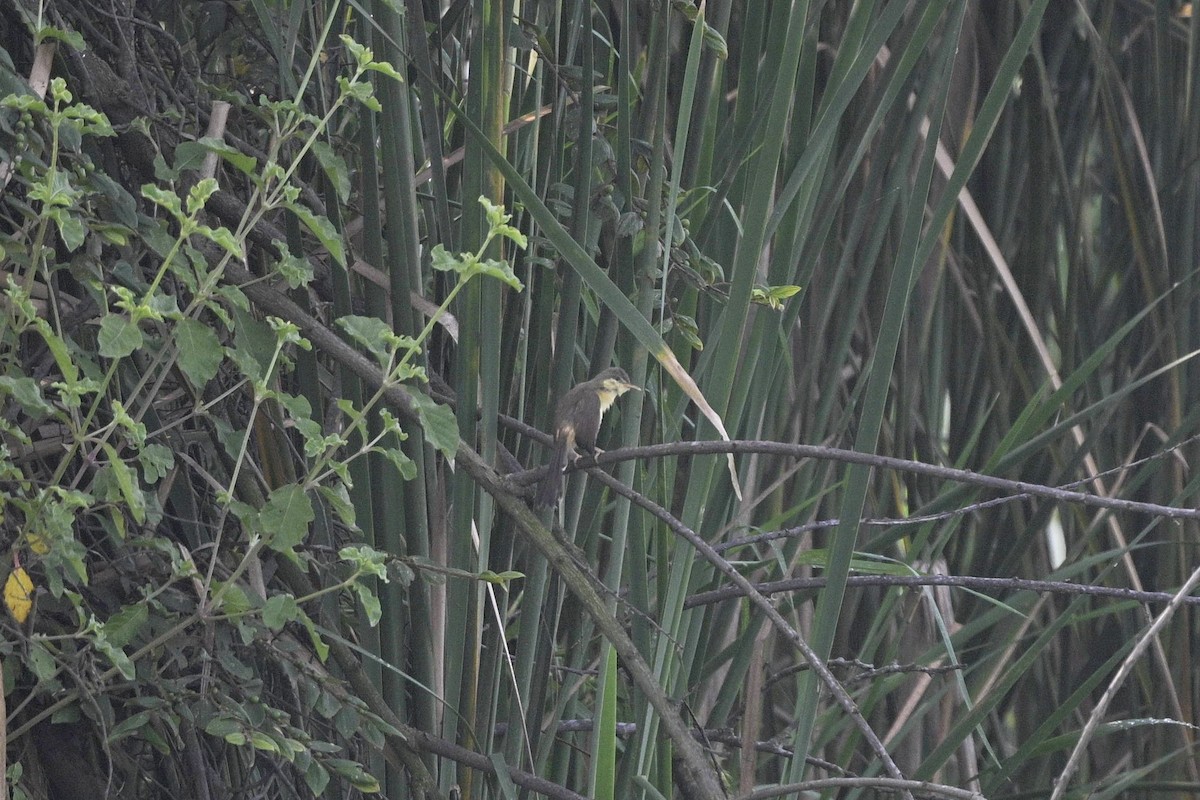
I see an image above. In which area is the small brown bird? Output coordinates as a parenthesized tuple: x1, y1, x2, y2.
(535, 367, 639, 507)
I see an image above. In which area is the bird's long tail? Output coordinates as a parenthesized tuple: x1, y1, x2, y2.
(535, 436, 570, 507)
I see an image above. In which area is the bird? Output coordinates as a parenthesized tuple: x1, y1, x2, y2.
(535, 367, 639, 507)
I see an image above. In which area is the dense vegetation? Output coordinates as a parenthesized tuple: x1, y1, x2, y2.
(1, 1, 1199, 799)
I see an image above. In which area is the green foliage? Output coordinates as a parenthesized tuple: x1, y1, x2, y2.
(0, 22, 518, 798)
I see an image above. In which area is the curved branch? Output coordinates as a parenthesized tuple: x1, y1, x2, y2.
(561, 439, 1200, 521)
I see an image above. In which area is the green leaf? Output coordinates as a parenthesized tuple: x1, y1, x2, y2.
(479, 570, 524, 586)
(273, 250, 314, 289)
(98, 314, 143, 359)
(409, 392, 458, 465)
(230, 306, 278, 383)
(173, 137, 257, 176)
(310, 140, 351, 203)
(138, 442, 174, 483)
(336, 315, 393, 367)
(0, 375, 55, 417)
(30, 168, 81, 209)
(170, 142, 207, 175)
(146, 291, 181, 320)
(142, 725, 171, 755)
(751, 283, 802, 310)
(339, 34, 372, 67)
(671, 313, 704, 351)
(281, 405, 328, 456)
(36, 325, 79, 384)
(364, 59, 402, 80)
(141, 183, 183, 217)
(353, 583, 382, 627)
(186, 178, 219, 215)
(700, 18, 728, 59)
(205, 717, 240, 738)
(338, 77, 381, 110)
(475, 258, 524, 290)
(29, 641, 58, 682)
(52, 209, 86, 251)
(304, 761, 331, 796)
(287, 201, 345, 266)
(90, 173, 138, 227)
(107, 710, 152, 743)
(339, 35, 403, 80)
(388, 559, 414, 587)
(93, 632, 136, 680)
(266, 316, 306, 348)
(101, 444, 146, 524)
(214, 581, 252, 615)
(262, 593, 299, 631)
(318, 484, 356, 528)
(215, 284, 249, 312)
(174, 318, 224, 388)
(103, 603, 148, 648)
(377, 443, 416, 480)
(430, 244, 464, 272)
(211, 416, 244, 463)
(65, 102, 114, 136)
(326, 759, 380, 793)
(201, 224, 241, 258)
(340, 545, 387, 580)
(35, 25, 86, 50)
(260, 485, 314, 552)
(152, 152, 179, 182)
(333, 707, 360, 740)
(111, 399, 146, 442)
(314, 690, 340, 719)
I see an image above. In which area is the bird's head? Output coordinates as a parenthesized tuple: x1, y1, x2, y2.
(592, 367, 639, 410)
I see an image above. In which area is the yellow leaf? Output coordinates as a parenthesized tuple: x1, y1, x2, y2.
(5, 568, 34, 624)
(26, 531, 50, 555)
